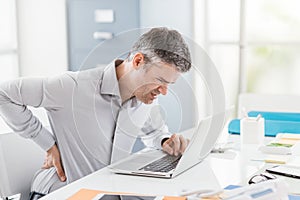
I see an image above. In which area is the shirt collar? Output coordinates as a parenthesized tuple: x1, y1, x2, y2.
(100, 59, 143, 108)
(100, 60, 122, 97)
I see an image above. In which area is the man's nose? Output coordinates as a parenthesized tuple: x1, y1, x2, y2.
(158, 85, 168, 95)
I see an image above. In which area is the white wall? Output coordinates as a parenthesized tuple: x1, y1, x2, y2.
(193, 0, 212, 117)
(140, 0, 193, 38)
(16, 0, 68, 77)
(0, 0, 67, 133)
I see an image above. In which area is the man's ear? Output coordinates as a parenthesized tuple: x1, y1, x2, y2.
(132, 53, 145, 69)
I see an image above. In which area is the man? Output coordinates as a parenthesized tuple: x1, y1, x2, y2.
(0, 27, 192, 198)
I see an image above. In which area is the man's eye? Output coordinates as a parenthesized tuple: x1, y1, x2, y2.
(156, 78, 163, 83)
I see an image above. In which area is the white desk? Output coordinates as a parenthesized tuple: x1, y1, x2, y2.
(41, 134, 300, 199)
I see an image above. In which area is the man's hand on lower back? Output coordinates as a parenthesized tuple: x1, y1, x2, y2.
(42, 144, 66, 182)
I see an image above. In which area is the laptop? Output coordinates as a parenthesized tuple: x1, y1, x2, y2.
(109, 112, 226, 178)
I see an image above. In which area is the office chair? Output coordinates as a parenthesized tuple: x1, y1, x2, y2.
(0, 107, 48, 200)
(0, 132, 45, 200)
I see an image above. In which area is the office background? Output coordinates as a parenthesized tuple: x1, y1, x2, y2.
(0, 0, 300, 133)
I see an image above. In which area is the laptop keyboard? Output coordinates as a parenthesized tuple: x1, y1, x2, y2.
(139, 155, 182, 172)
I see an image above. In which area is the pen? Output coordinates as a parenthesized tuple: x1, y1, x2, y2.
(264, 159, 286, 164)
(251, 159, 286, 164)
(180, 189, 212, 196)
(180, 189, 223, 197)
(256, 114, 262, 121)
(242, 107, 248, 119)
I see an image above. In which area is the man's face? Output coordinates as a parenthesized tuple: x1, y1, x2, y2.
(133, 63, 180, 104)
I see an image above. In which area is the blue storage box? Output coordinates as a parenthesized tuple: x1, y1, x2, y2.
(228, 111, 300, 137)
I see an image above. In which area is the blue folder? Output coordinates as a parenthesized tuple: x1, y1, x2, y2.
(228, 111, 300, 137)
(224, 185, 300, 199)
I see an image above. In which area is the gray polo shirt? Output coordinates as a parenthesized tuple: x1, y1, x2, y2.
(0, 60, 170, 191)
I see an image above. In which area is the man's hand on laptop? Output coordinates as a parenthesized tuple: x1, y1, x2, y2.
(42, 144, 66, 182)
(162, 134, 189, 156)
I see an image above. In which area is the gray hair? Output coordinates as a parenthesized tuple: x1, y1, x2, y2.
(129, 27, 191, 73)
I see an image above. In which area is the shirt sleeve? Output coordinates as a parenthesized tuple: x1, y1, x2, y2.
(0, 76, 67, 151)
(140, 101, 172, 150)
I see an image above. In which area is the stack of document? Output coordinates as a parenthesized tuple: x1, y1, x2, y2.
(259, 133, 300, 155)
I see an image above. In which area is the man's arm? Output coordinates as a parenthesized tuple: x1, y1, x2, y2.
(140, 103, 189, 155)
(142, 120, 189, 156)
(0, 77, 67, 181)
(0, 78, 57, 150)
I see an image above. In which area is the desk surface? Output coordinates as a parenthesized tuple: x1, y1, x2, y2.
(41, 134, 300, 199)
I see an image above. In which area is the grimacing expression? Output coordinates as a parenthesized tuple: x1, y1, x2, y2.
(133, 63, 180, 104)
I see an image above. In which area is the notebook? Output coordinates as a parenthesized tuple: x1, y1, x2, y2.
(108, 112, 225, 178)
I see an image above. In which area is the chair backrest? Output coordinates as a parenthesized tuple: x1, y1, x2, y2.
(238, 93, 300, 118)
(0, 107, 48, 200)
(0, 132, 45, 200)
